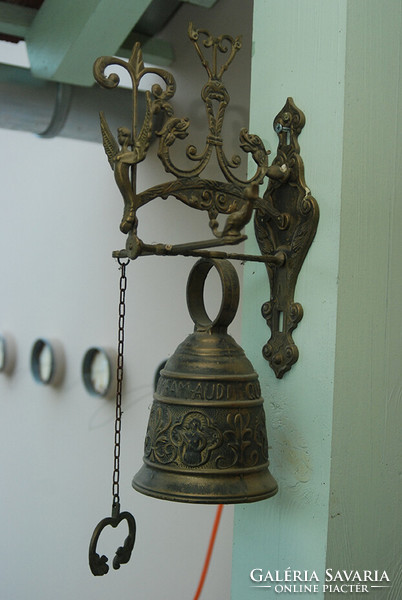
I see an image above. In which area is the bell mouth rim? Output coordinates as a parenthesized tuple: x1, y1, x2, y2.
(132, 485, 278, 504)
(132, 465, 278, 504)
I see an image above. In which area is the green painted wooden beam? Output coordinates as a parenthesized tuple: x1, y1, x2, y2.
(118, 32, 174, 67)
(25, 0, 154, 86)
(133, 37, 174, 67)
(181, 0, 218, 7)
(0, 2, 36, 38)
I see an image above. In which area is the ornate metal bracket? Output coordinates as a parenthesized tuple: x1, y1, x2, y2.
(254, 99, 319, 378)
(93, 25, 318, 377)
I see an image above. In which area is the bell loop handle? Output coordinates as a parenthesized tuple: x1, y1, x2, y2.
(186, 258, 239, 332)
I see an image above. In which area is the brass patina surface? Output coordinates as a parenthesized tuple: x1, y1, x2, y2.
(93, 25, 318, 376)
(132, 258, 278, 503)
(255, 98, 319, 378)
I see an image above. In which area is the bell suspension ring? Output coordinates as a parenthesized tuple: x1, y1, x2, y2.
(89, 259, 136, 576)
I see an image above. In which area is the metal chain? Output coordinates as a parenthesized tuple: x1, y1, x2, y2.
(112, 258, 130, 513)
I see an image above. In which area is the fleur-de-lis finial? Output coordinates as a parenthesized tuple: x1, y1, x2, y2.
(187, 22, 242, 81)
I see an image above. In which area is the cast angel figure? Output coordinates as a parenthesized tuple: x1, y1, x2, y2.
(100, 111, 151, 234)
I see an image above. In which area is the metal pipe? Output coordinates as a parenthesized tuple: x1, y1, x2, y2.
(0, 63, 151, 143)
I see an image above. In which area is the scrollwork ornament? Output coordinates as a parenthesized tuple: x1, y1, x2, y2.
(254, 407, 269, 462)
(289, 302, 303, 330)
(217, 410, 259, 470)
(94, 23, 274, 246)
(144, 405, 177, 465)
(94, 28, 318, 378)
(298, 190, 315, 216)
(94, 43, 177, 233)
(263, 334, 299, 379)
(261, 300, 274, 330)
(155, 24, 270, 187)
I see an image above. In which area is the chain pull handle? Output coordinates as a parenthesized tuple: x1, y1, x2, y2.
(112, 258, 129, 512)
(89, 259, 136, 576)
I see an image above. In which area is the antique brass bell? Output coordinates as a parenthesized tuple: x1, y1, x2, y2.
(132, 258, 277, 503)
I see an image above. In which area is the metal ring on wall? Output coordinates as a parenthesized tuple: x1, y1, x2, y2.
(82, 347, 113, 397)
(30, 338, 64, 385)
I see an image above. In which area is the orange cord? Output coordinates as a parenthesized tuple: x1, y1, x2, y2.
(193, 504, 224, 600)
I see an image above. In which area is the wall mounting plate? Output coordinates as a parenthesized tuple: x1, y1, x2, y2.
(254, 98, 319, 378)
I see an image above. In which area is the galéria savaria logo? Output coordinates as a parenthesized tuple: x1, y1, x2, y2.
(249, 568, 391, 594)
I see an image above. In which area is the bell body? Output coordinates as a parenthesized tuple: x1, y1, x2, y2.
(132, 329, 277, 503)
(133, 258, 277, 503)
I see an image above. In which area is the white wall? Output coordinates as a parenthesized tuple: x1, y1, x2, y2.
(0, 2, 252, 599)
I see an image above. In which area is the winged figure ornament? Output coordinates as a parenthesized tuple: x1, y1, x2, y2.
(100, 112, 139, 233)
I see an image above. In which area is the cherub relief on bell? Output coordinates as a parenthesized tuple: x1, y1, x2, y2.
(132, 258, 278, 503)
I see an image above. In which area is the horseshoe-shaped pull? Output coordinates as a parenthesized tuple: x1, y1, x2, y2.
(89, 507, 136, 576)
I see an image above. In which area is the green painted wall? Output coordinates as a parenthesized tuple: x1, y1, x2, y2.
(327, 2, 402, 596)
(232, 1, 402, 598)
(232, 2, 347, 597)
